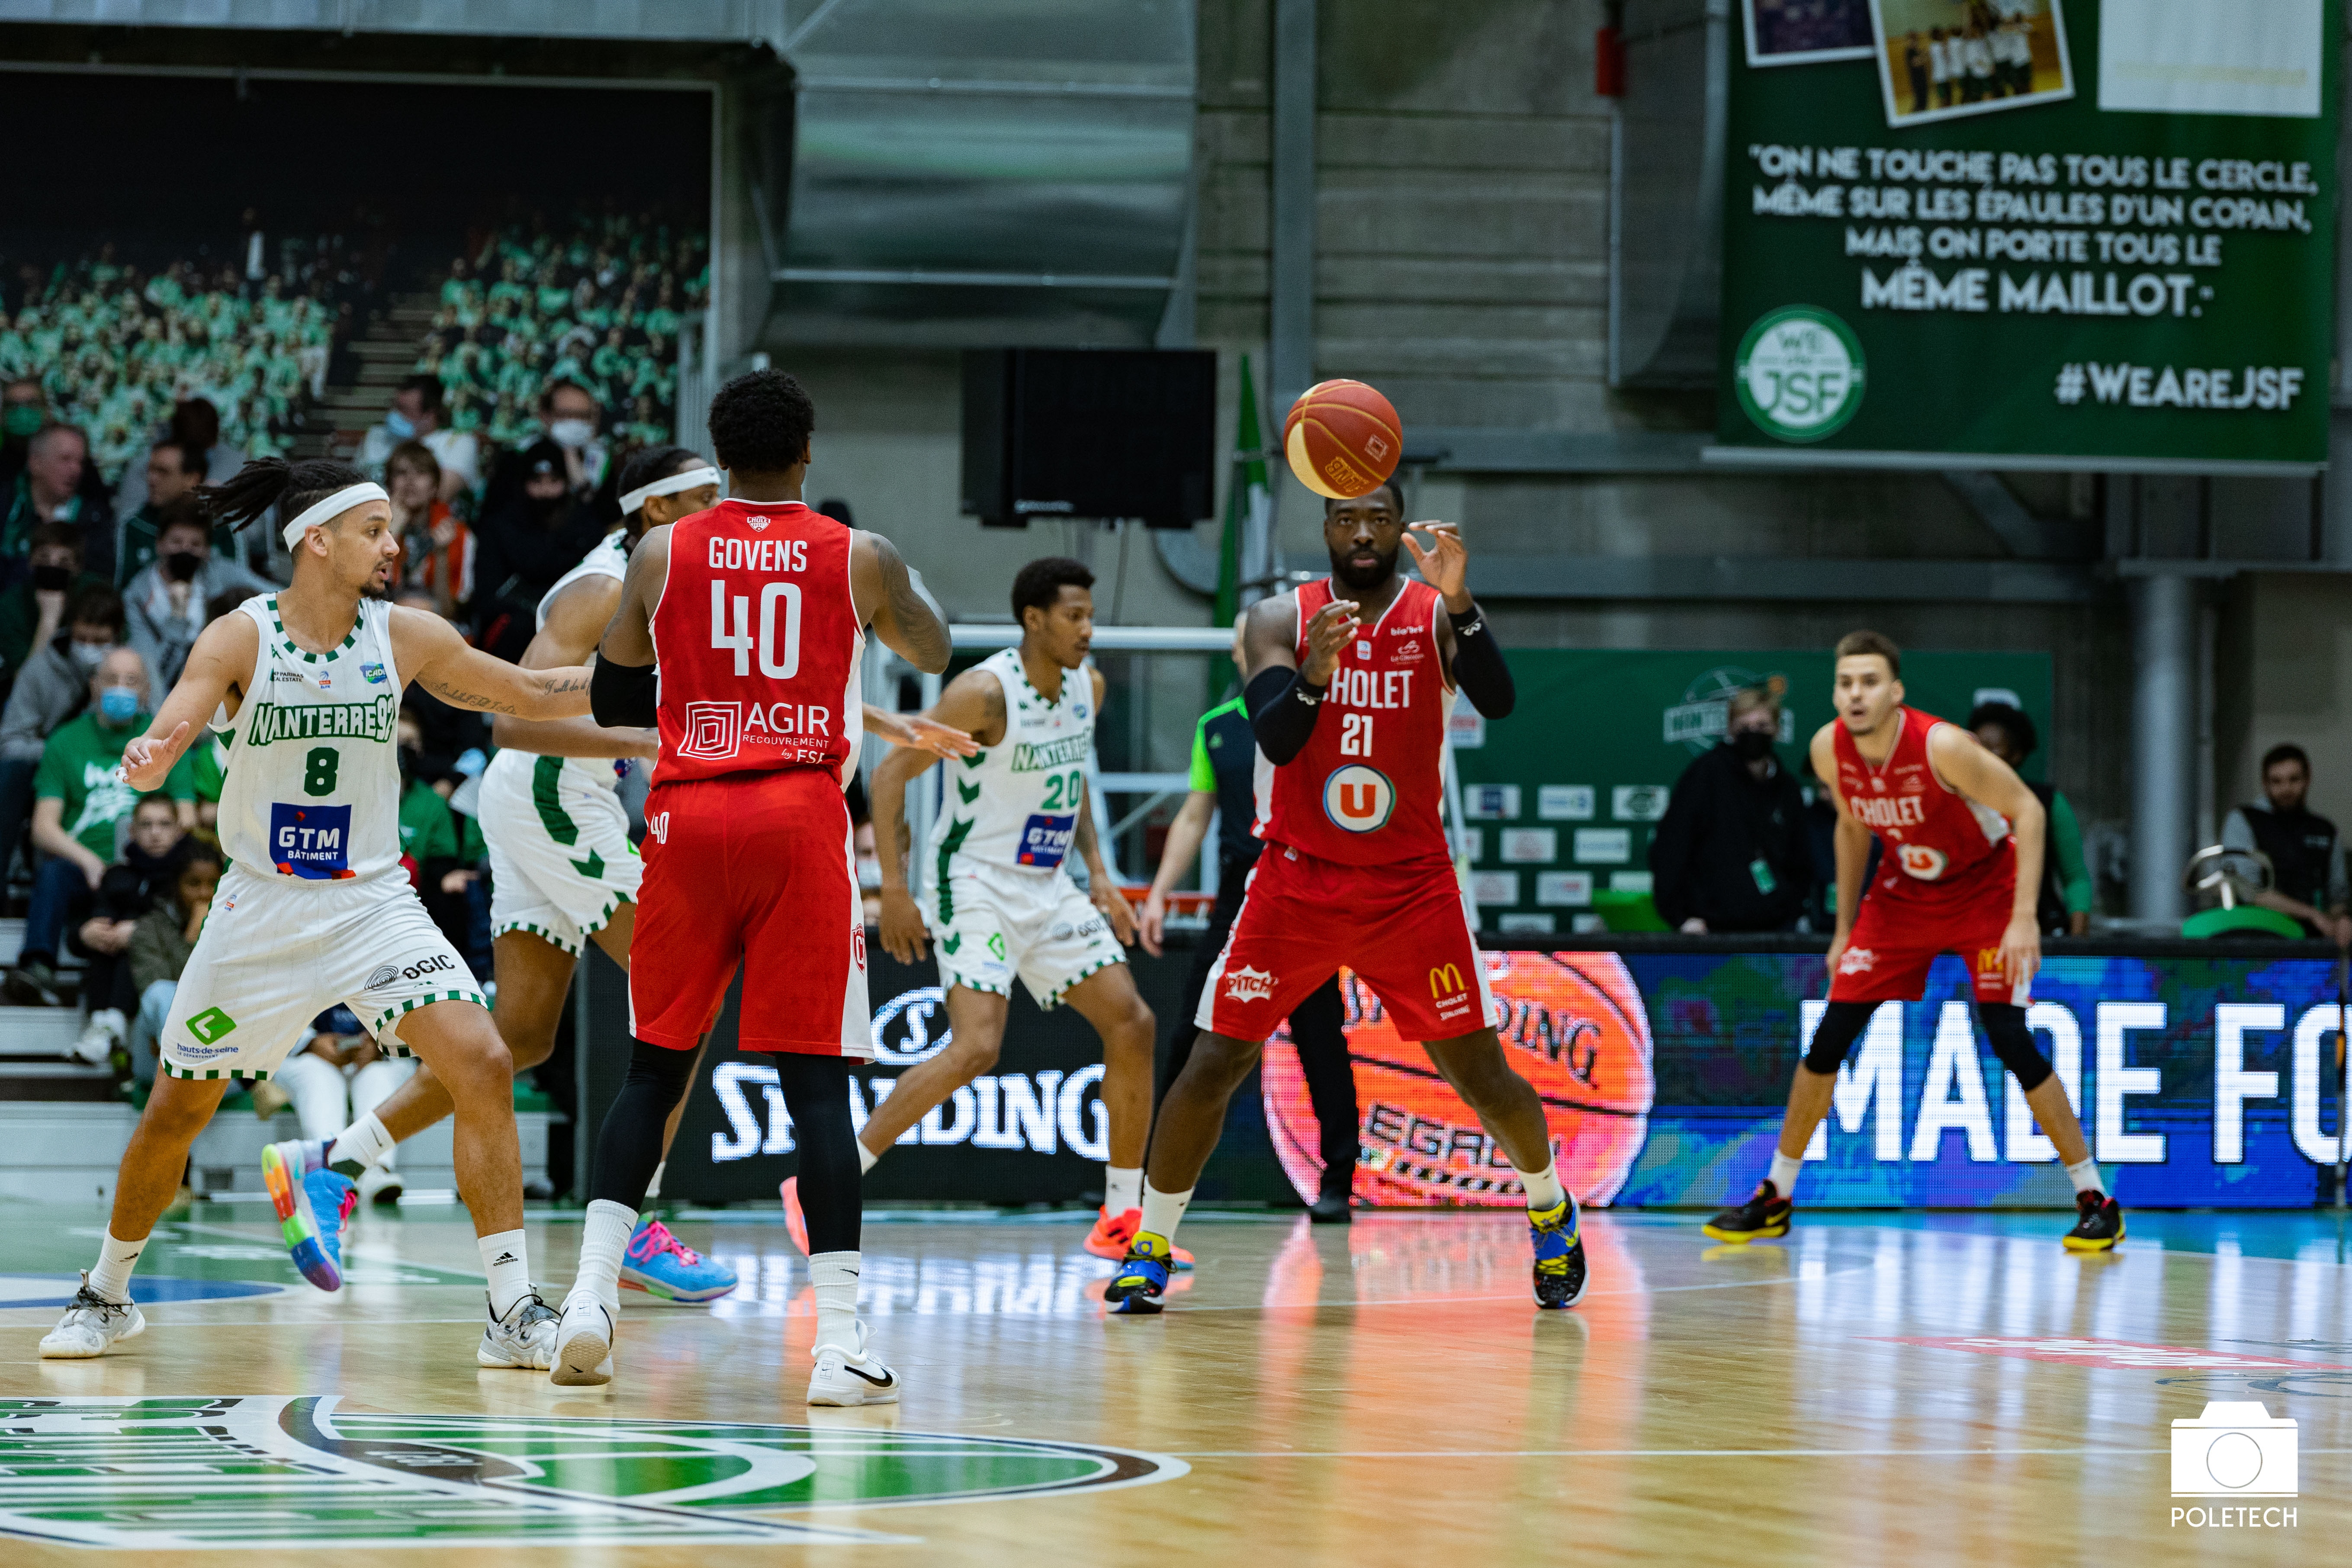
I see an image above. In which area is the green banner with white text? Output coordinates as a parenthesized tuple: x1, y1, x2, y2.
(1718, 0, 2339, 470)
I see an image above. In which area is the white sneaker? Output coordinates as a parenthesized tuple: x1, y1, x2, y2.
(550, 1293, 615, 1387)
(807, 1321, 900, 1407)
(476, 1290, 559, 1370)
(71, 1009, 124, 1065)
(40, 1276, 145, 1359)
(357, 1164, 404, 1207)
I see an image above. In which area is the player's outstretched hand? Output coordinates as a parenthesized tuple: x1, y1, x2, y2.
(878, 885, 929, 964)
(1401, 521, 1469, 605)
(1095, 882, 1137, 948)
(1138, 889, 1168, 957)
(116, 723, 190, 792)
(1999, 913, 2041, 992)
(900, 713, 980, 760)
(1301, 598, 1361, 685)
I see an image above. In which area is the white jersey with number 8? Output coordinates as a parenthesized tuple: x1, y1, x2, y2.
(215, 594, 406, 883)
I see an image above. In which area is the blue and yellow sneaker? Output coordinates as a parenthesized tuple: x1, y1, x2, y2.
(1529, 1194, 1588, 1309)
(1103, 1233, 1175, 1315)
(620, 1217, 739, 1303)
(262, 1138, 354, 1292)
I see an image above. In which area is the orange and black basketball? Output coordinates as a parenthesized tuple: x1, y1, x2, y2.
(1282, 378, 1403, 499)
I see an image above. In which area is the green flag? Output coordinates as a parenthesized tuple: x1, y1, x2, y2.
(1215, 353, 1271, 634)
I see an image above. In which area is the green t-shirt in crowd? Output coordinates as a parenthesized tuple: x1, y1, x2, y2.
(398, 778, 459, 862)
(34, 711, 196, 858)
(189, 733, 230, 804)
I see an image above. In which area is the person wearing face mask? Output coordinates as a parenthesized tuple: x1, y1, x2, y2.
(1649, 681, 1815, 935)
(359, 376, 479, 501)
(0, 584, 135, 887)
(4, 646, 194, 1007)
(0, 522, 108, 697)
(470, 440, 604, 664)
(122, 504, 273, 690)
(534, 378, 607, 499)
(116, 441, 241, 588)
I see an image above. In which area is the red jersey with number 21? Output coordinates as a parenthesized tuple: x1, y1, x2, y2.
(649, 498, 864, 784)
(1833, 705, 2014, 908)
(1258, 576, 1452, 868)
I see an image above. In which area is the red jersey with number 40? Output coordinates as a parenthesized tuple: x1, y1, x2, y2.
(649, 498, 864, 784)
(1258, 576, 1453, 868)
(1833, 705, 2014, 906)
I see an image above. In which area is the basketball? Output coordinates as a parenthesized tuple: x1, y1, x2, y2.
(1282, 378, 1404, 499)
(1262, 951, 1655, 1208)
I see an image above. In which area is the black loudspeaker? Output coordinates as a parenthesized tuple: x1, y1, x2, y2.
(961, 348, 1217, 528)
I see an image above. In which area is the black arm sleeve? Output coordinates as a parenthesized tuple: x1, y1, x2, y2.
(1247, 664, 1327, 766)
(589, 655, 658, 728)
(1448, 601, 1515, 719)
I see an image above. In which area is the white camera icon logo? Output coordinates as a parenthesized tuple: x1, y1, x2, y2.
(2171, 1402, 2298, 1498)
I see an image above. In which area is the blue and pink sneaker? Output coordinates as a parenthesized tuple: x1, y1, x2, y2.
(619, 1217, 738, 1303)
(262, 1138, 355, 1292)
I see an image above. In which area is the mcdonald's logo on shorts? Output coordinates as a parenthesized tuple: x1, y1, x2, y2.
(1978, 947, 2005, 974)
(1429, 963, 1465, 998)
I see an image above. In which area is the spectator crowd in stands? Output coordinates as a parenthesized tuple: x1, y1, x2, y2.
(0, 207, 708, 1100)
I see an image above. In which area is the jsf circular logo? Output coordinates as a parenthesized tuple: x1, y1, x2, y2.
(1735, 305, 1866, 443)
(1322, 764, 1394, 832)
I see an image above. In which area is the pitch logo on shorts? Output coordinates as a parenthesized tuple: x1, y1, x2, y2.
(1322, 764, 1394, 833)
(1224, 965, 1276, 1003)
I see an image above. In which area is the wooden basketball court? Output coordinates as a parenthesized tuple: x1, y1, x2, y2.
(4, 1199, 2345, 1562)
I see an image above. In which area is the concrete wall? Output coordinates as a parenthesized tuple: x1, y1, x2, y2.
(760, 0, 2137, 880)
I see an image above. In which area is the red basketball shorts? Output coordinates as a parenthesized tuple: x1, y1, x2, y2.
(1198, 844, 1502, 1043)
(1828, 864, 2027, 1007)
(630, 768, 872, 1056)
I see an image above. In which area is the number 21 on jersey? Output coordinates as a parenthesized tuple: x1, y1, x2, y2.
(710, 579, 802, 678)
(1339, 713, 1374, 757)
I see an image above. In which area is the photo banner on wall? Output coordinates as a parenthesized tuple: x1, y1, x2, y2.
(1714, 0, 2339, 474)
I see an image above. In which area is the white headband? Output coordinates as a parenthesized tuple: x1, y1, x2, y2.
(619, 466, 722, 517)
(281, 482, 388, 549)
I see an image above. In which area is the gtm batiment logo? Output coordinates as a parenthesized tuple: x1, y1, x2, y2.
(2172, 1401, 2298, 1531)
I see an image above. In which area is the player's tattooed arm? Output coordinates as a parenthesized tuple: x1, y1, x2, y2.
(116, 610, 260, 791)
(492, 579, 659, 758)
(392, 605, 595, 720)
(854, 531, 952, 674)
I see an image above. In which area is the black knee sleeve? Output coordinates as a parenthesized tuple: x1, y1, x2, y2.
(1803, 1001, 1877, 1075)
(1978, 1003, 2053, 1092)
(587, 1037, 700, 1209)
(775, 1054, 862, 1255)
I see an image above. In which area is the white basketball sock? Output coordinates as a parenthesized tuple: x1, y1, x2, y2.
(857, 1142, 880, 1175)
(2065, 1155, 2104, 1196)
(1103, 1165, 1143, 1216)
(1768, 1149, 1806, 1198)
(478, 1228, 534, 1321)
(1138, 1182, 1192, 1248)
(570, 1201, 636, 1317)
(88, 1231, 146, 1305)
(327, 1111, 395, 1173)
(1517, 1159, 1567, 1214)
(809, 1250, 862, 1352)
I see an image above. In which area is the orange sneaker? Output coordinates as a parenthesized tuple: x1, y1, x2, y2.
(1084, 1206, 1193, 1269)
(779, 1177, 809, 1256)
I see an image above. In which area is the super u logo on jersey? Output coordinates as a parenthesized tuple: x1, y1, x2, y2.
(1322, 764, 1395, 832)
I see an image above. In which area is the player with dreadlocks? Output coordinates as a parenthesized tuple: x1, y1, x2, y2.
(41, 456, 597, 1368)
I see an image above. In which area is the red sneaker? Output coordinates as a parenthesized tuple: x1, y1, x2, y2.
(1084, 1206, 1193, 1269)
(779, 1177, 809, 1256)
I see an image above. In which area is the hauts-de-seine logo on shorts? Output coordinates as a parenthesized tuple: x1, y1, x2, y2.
(0, 1396, 1185, 1548)
(1735, 305, 1866, 443)
(1322, 764, 1394, 832)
